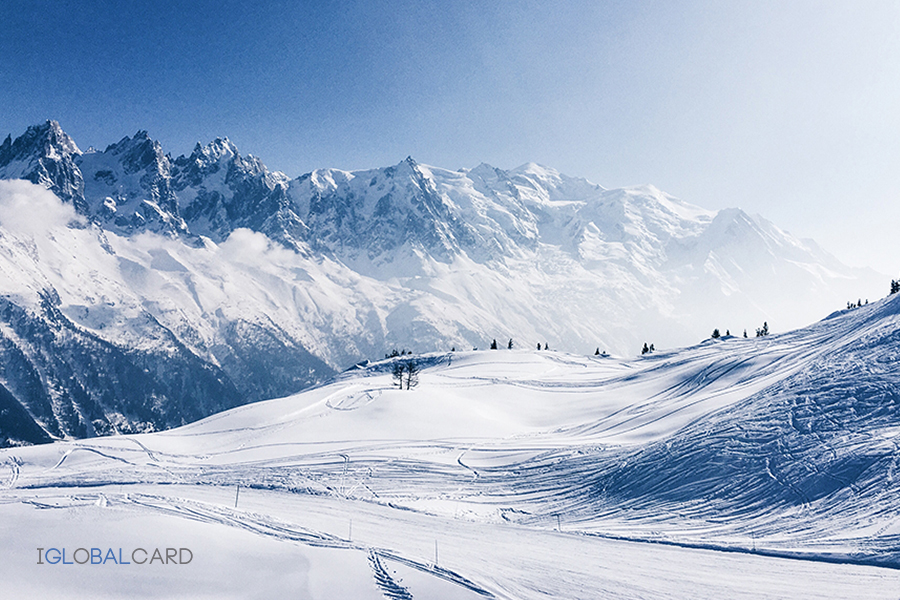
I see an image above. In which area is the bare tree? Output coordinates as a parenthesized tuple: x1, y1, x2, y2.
(392, 362, 405, 389)
(404, 360, 419, 390)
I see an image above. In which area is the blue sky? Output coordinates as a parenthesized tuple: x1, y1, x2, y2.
(2, 1, 899, 274)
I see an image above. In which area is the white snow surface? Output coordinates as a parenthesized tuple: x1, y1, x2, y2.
(3, 294, 900, 598)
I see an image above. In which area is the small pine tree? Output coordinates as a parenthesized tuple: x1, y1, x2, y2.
(543, 342, 549, 350)
(711, 328, 720, 339)
(595, 348, 600, 355)
(743, 329, 748, 338)
(642, 342, 650, 355)
(649, 343, 655, 352)
(537, 342, 542, 350)
(490, 339, 498, 350)
(892, 279, 900, 295)
(725, 329, 730, 336)
(508, 338, 514, 349)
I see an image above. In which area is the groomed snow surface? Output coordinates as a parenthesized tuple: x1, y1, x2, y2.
(4, 294, 900, 598)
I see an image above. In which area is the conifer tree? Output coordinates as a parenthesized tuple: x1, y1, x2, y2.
(490, 339, 498, 350)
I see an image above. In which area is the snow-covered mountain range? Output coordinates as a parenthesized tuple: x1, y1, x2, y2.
(0, 120, 884, 444)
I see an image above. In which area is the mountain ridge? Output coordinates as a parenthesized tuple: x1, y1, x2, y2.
(0, 120, 885, 445)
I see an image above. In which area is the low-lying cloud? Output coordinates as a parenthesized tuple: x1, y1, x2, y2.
(0, 179, 82, 236)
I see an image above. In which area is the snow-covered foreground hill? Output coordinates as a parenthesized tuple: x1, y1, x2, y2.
(3, 293, 900, 598)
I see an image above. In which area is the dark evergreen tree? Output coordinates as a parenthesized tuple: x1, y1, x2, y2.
(892, 279, 900, 295)
(642, 342, 650, 355)
(508, 338, 514, 349)
(543, 342, 549, 350)
(594, 348, 600, 355)
(711, 328, 720, 339)
(490, 339, 498, 350)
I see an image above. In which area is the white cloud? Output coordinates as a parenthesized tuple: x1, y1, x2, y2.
(0, 179, 83, 236)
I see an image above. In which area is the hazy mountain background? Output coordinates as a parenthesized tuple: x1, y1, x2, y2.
(0, 121, 884, 444)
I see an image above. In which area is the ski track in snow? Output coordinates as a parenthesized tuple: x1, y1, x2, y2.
(2, 456, 19, 489)
(368, 550, 415, 600)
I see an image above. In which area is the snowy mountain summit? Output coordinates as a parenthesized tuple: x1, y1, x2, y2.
(0, 120, 884, 444)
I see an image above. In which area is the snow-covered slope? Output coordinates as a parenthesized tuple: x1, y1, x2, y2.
(0, 121, 885, 443)
(3, 295, 900, 597)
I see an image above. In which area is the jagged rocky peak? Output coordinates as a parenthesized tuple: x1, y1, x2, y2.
(168, 136, 301, 246)
(183, 137, 239, 171)
(0, 120, 86, 211)
(171, 137, 284, 191)
(0, 120, 82, 164)
(77, 129, 187, 236)
(100, 130, 171, 176)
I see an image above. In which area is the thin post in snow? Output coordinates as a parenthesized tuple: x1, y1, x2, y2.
(234, 484, 240, 509)
(434, 540, 438, 569)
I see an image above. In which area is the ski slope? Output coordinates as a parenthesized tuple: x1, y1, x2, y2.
(3, 294, 900, 598)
